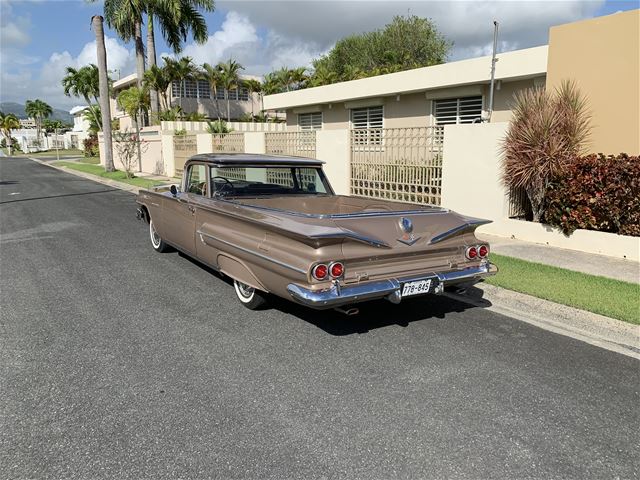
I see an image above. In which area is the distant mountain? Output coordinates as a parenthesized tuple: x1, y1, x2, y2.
(0, 102, 73, 124)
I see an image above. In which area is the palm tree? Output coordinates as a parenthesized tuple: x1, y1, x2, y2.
(0, 112, 21, 155)
(97, 0, 214, 115)
(62, 64, 104, 129)
(243, 79, 262, 120)
(219, 59, 244, 122)
(289, 67, 308, 90)
(164, 56, 197, 113)
(25, 99, 53, 145)
(275, 67, 293, 92)
(92, 15, 115, 172)
(143, 64, 171, 114)
(118, 86, 150, 171)
(308, 64, 338, 87)
(201, 62, 223, 121)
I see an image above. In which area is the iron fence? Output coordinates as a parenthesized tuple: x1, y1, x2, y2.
(173, 135, 197, 176)
(507, 186, 532, 219)
(265, 131, 316, 158)
(350, 127, 444, 205)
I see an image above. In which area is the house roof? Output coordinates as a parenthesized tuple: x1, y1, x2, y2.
(263, 45, 548, 110)
(69, 105, 90, 115)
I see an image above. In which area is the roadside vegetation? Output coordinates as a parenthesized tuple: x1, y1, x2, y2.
(486, 254, 640, 324)
(53, 161, 165, 189)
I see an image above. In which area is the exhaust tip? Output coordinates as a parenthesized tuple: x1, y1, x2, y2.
(334, 307, 360, 316)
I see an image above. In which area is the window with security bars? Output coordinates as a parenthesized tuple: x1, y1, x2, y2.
(351, 106, 383, 145)
(298, 112, 322, 130)
(434, 96, 483, 125)
(197, 80, 210, 99)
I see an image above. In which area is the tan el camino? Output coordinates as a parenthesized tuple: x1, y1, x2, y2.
(136, 154, 496, 313)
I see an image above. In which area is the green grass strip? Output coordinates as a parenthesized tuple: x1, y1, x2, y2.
(486, 253, 640, 324)
(53, 161, 165, 189)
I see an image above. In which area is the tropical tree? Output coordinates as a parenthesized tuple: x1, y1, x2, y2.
(143, 64, 171, 114)
(201, 62, 223, 121)
(307, 64, 338, 87)
(25, 99, 53, 144)
(219, 59, 244, 122)
(243, 78, 261, 120)
(501, 81, 591, 222)
(164, 56, 197, 111)
(117, 86, 150, 171)
(312, 15, 450, 84)
(92, 14, 115, 172)
(0, 112, 21, 155)
(146, 0, 214, 112)
(98, 0, 214, 115)
(62, 64, 104, 129)
(84, 105, 102, 134)
(42, 119, 65, 134)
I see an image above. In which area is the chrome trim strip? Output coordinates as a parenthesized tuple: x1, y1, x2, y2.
(196, 230, 307, 275)
(215, 197, 449, 220)
(308, 231, 390, 248)
(287, 263, 497, 309)
(429, 220, 492, 244)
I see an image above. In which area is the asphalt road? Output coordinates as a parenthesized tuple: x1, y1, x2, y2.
(1, 157, 639, 479)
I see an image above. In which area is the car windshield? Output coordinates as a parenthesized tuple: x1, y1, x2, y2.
(210, 166, 331, 197)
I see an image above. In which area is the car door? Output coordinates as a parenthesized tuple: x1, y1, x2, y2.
(162, 163, 207, 255)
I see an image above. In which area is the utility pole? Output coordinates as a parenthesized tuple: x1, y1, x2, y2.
(487, 20, 499, 122)
(92, 15, 114, 172)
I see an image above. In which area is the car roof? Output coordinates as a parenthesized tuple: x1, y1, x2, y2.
(187, 153, 324, 166)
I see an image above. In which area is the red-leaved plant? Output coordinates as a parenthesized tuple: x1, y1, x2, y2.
(501, 80, 592, 221)
(544, 154, 640, 237)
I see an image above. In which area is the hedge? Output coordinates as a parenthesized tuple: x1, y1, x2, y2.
(544, 154, 640, 237)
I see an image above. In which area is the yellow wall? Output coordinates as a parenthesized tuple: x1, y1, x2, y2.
(547, 9, 640, 155)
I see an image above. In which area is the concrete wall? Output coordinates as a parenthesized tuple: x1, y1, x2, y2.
(160, 121, 286, 132)
(441, 122, 640, 260)
(547, 9, 640, 155)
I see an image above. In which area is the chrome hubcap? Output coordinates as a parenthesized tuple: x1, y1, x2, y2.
(237, 282, 254, 298)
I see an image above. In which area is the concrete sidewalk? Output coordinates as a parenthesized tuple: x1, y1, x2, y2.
(478, 233, 639, 284)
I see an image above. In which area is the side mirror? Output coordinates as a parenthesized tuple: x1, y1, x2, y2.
(170, 184, 178, 197)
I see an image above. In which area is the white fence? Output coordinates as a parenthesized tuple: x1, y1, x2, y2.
(161, 121, 286, 133)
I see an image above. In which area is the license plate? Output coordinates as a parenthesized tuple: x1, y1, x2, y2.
(401, 278, 437, 297)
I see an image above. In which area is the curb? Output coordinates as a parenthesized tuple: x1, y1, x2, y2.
(29, 157, 146, 195)
(447, 284, 639, 359)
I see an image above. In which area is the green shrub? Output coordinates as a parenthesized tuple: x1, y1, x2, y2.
(544, 153, 640, 236)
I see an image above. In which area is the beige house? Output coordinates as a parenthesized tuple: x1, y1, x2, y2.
(111, 72, 264, 129)
(265, 9, 639, 156)
(547, 9, 639, 155)
(263, 46, 548, 131)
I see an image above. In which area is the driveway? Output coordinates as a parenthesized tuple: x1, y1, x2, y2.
(1, 157, 638, 479)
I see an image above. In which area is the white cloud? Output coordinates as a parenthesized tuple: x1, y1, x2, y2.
(0, 1, 31, 47)
(1, 36, 135, 110)
(166, 11, 326, 75)
(217, 0, 606, 61)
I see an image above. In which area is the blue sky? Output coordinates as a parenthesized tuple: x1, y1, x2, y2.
(1, 0, 637, 110)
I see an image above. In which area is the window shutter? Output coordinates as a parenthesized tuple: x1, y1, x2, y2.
(298, 112, 322, 130)
(434, 96, 482, 125)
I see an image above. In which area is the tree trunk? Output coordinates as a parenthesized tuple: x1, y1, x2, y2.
(135, 113, 142, 173)
(134, 19, 146, 126)
(7, 135, 12, 156)
(147, 13, 160, 118)
(226, 96, 230, 122)
(214, 87, 221, 121)
(92, 15, 114, 172)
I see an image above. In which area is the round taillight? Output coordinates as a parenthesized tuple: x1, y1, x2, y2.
(478, 245, 489, 258)
(330, 262, 344, 278)
(466, 246, 478, 259)
(312, 264, 328, 280)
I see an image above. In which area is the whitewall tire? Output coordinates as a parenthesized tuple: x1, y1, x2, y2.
(149, 218, 171, 253)
(233, 280, 267, 310)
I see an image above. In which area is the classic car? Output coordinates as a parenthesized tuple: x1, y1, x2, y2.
(136, 153, 496, 313)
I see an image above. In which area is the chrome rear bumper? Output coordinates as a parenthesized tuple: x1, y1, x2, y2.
(286, 262, 497, 309)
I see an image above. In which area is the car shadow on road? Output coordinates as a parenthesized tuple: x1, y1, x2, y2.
(178, 252, 492, 336)
(269, 286, 492, 336)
